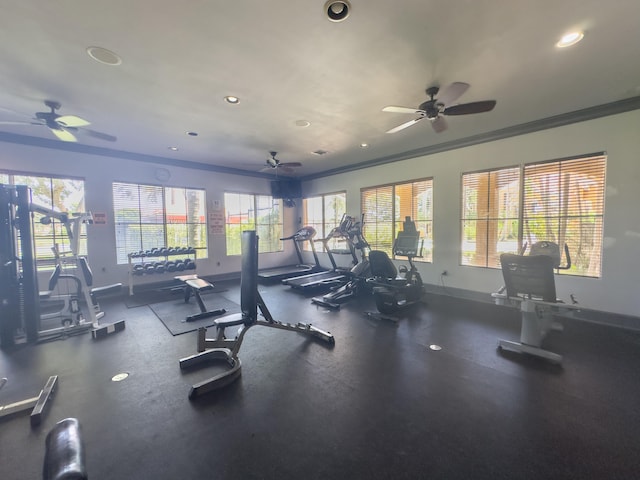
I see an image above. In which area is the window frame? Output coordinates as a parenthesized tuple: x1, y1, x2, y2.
(460, 165, 521, 268)
(361, 178, 433, 262)
(223, 192, 283, 256)
(302, 191, 347, 251)
(460, 153, 606, 277)
(112, 181, 208, 264)
(1, 170, 87, 266)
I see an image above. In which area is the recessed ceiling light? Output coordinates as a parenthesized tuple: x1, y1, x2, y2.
(224, 96, 240, 104)
(360, 143, 369, 148)
(325, 0, 351, 22)
(86, 46, 122, 66)
(111, 372, 129, 382)
(186, 131, 198, 136)
(168, 146, 179, 151)
(556, 31, 584, 48)
(295, 119, 311, 127)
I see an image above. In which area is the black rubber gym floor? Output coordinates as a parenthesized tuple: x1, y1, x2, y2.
(1, 280, 639, 479)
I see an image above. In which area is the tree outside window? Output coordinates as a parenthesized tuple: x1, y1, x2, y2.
(460, 154, 606, 277)
(224, 192, 283, 255)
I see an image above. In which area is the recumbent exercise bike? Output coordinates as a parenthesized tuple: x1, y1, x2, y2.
(367, 217, 425, 315)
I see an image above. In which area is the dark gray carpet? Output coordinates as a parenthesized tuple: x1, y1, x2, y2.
(3, 286, 640, 480)
(149, 293, 241, 335)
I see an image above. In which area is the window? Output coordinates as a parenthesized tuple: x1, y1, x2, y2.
(523, 156, 606, 277)
(461, 167, 520, 268)
(113, 182, 207, 264)
(1, 171, 86, 263)
(302, 192, 346, 250)
(224, 192, 283, 255)
(361, 179, 433, 262)
(460, 154, 606, 277)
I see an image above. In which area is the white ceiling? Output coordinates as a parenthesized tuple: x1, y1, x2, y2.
(1, 0, 639, 179)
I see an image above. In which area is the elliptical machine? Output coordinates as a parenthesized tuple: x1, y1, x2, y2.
(367, 217, 425, 315)
(311, 215, 371, 309)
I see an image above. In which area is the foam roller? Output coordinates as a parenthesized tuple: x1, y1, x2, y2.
(43, 418, 87, 480)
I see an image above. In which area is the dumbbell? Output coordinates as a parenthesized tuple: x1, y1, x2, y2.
(184, 259, 196, 270)
(133, 264, 145, 276)
(165, 261, 177, 272)
(144, 263, 156, 273)
(174, 259, 186, 271)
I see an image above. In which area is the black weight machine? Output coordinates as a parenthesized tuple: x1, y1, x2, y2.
(492, 241, 579, 364)
(179, 230, 334, 399)
(366, 217, 425, 318)
(0, 184, 121, 347)
(258, 225, 324, 281)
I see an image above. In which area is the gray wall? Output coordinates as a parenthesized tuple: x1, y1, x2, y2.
(1, 108, 639, 320)
(303, 109, 640, 319)
(0, 143, 301, 291)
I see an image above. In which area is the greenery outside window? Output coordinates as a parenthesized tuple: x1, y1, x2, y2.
(112, 182, 207, 264)
(361, 179, 433, 262)
(224, 192, 283, 255)
(461, 167, 521, 268)
(302, 192, 346, 251)
(1, 171, 86, 264)
(460, 154, 606, 277)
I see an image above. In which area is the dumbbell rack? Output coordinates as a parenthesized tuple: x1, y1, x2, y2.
(127, 247, 197, 296)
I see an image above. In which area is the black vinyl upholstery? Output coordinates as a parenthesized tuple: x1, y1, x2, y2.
(240, 230, 259, 324)
(369, 250, 397, 279)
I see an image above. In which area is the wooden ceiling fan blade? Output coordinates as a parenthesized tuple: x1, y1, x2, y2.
(382, 106, 425, 115)
(84, 129, 117, 142)
(431, 116, 448, 133)
(56, 115, 91, 127)
(281, 162, 302, 168)
(51, 127, 77, 142)
(386, 117, 423, 134)
(443, 100, 496, 116)
(437, 82, 470, 105)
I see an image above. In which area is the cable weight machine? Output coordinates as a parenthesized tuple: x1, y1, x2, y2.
(1, 184, 121, 347)
(1, 184, 40, 346)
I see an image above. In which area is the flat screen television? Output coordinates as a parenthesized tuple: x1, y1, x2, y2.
(270, 180, 302, 199)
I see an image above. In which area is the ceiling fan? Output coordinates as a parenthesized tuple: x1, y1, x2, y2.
(0, 100, 117, 143)
(382, 82, 496, 134)
(261, 151, 302, 174)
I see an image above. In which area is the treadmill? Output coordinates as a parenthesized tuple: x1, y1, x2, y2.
(282, 215, 359, 291)
(258, 226, 324, 281)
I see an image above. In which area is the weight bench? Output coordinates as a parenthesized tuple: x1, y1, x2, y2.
(179, 231, 335, 399)
(174, 274, 226, 322)
(492, 253, 580, 364)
